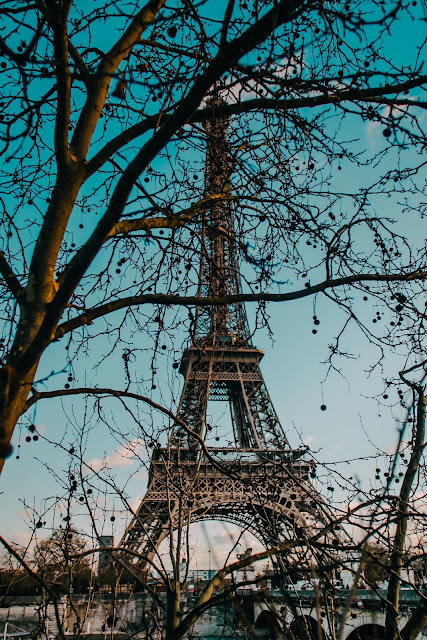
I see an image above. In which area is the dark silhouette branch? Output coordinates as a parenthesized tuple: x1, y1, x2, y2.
(54, 270, 427, 339)
(86, 74, 427, 176)
(0, 252, 23, 299)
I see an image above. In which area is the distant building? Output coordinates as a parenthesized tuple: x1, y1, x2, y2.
(186, 569, 217, 582)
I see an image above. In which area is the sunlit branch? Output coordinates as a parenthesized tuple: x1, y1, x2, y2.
(70, 0, 168, 161)
(107, 193, 239, 237)
(13, 0, 310, 380)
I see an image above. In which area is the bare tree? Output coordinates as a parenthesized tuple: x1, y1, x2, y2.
(0, 0, 426, 469)
(0, 366, 426, 640)
(1, 1, 427, 639)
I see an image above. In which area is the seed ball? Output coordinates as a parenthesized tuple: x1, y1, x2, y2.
(29, 424, 36, 433)
(33, 435, 38, 441)
(110, 516, 115, 522)
(383, 394, 388, 399)
(320, 404, 327, 411)
(167, 25, 177, 38)
(26, 436, 31, 442)
(383, 127, 392, 138)
(172, 362, 179, 369)
(36, 521, 43, 528)
(312, 329, 317, 334)
(314, 319, 320, 325)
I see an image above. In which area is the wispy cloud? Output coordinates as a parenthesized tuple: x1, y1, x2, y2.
(88, 439, 145, 472)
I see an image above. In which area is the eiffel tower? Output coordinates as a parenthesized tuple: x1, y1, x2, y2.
(121, 98, 327, 572)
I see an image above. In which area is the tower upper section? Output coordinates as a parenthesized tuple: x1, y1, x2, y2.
(193, 97, 251, 346)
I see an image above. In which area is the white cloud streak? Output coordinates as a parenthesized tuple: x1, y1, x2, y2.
(88, 438, 145, 472)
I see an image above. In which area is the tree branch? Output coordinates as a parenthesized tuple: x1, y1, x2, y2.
(54, 270, 427, 339)
(24, 386, 182, 414)
(47, 0, 73, 166)
(13, 0, 309, 378)
(393, 366, 427, 640)
(67, 40, 90, 86)
(70, 0, 167, 161)
(0, 252, 23, 299)
(107, 193, 240, 237)
(86, 74, 427, 176)
(22, 386, 250, 479)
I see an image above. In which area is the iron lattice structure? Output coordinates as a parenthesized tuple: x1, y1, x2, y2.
(121, 99, 329, 571)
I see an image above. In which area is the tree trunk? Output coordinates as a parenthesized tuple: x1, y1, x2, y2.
(0, 365, 39, 474)
(0, 172, 85, 474)
(166, 582, 181, 639)
(384, 378, 426, 640)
